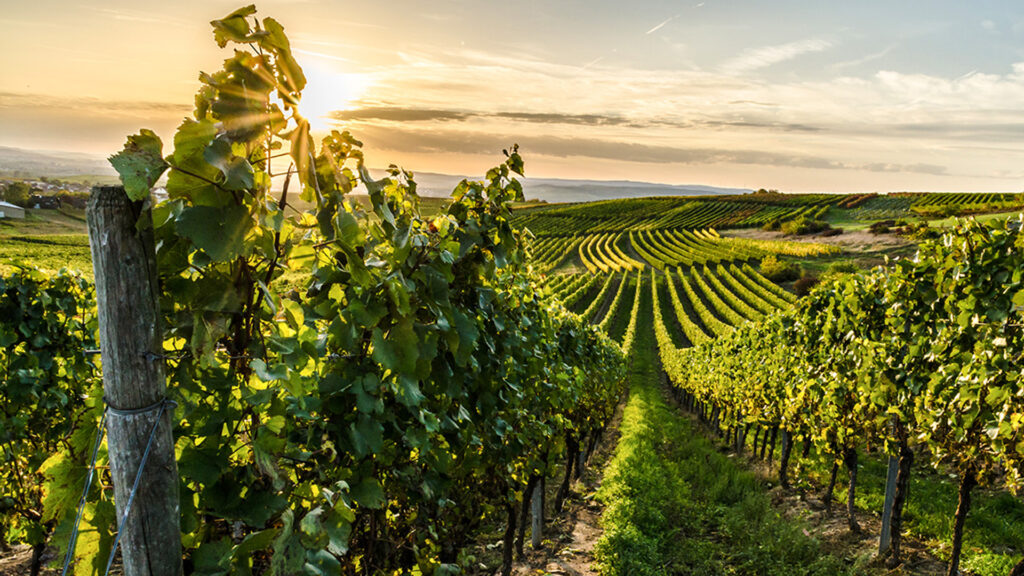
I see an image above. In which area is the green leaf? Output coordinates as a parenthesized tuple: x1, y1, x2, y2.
(203, 137, 255, 191)
(349, 478, 385, 509)
(210, 5, 257, 48)
(325, 508, 352, 555)
(234, 528, 280, 559)
(350, 416, 383, 457)
(193, 537, 232, 576)
(370, 319, 418, 375)
(271, 509, 304, 574)
(304, 549, 342, 576)
(251, 359, 289, 382)
(1013, 289, 1024, 309)
(262, 17, 307, 97)
(176, 204, 252, 261)
(108, 129, 168, 201)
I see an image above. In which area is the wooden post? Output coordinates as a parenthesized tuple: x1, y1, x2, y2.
(531, 478, 544, 549)
(87, 186, 182, 576)
(878, 455, 899, 556)
(576, 446, 587, 479)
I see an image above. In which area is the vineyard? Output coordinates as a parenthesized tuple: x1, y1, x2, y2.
(4, 6, 1024, 576)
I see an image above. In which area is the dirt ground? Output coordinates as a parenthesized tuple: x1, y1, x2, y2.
(724, 227, 913, 252)
(0, 544, 57, 576)
(508, 403, 623, 576)
(463, 400, 624, 576)
(685, 416, 952, 576)
(722, 227, 917, 270)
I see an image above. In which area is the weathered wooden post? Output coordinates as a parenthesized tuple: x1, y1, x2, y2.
(878, 455, 899, 556)
(530, 478, 544, 549)
(87, 186, 182, 576)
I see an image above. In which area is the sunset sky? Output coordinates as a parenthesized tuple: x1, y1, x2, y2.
(3, 0, 1024, 192)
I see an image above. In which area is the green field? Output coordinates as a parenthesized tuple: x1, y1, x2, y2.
(4, 188, 1024, 576)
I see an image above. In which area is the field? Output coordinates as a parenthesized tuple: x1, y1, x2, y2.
(518, 191, 1024, 576)
(8, 4, 1024, 575)
(4, 185, 1024, 576)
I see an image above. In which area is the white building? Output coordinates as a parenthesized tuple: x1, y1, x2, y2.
(0, 200, 25, 219)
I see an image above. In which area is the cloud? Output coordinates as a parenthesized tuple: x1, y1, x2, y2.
(331, 105, 635, 127)
(830, 45, 896, 70)
(330, 107, 470, 122)
(355, 125, 949, 176)
(722, 38, 833, 74)
(86, 7, 191, 28)
(646, 15, 678, 35)
(292, 48, 354, 63)
(0, 92, 191, 116)
(329, 104, 832, 133)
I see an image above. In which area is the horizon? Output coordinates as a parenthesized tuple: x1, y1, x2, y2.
(3, 1, 1024, 193)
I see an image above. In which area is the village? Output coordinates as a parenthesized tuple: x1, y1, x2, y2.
(0, 176, 93, 219)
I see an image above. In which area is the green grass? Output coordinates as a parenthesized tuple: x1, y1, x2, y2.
(0, 234, 92, 278)
(924, 210, 1022, 229)
(0, 208, 88, 235)
(594, 287, 862, 576)
(793, 448, 1024, 576)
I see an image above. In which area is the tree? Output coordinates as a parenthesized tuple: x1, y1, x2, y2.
(1, 182, 30, 207)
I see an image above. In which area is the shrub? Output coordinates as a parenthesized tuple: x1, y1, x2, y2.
(793, 275, 820, 296)
(780, 216, 830, 236)
(869, 220, 894, 234)
(913, 204, 961, 219)
(895, 221, 942, 241)
(825, 262, 858, 277)
(759, 255, 800, 283)
(821, 228, 843, 237)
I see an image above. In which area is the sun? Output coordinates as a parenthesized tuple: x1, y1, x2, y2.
(297, 61, 371, 132)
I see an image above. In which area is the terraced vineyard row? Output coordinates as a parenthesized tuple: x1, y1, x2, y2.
(629, 228, 835, 270)
(899, 191, 1023, 206)
(530, 235, 582, 272)
(578, 232, 644, 273)
(559, 257, 793, 353)
(647, 264, 793, 352)
(512, 194, 844, 234)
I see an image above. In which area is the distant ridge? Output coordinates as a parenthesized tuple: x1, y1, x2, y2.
(0, 146, 114, 178)
(0, 146, 750, 203)
(372, 170, 750, 203)
(519, 177, 749, 203)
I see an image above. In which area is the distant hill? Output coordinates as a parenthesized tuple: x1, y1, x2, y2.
(0, 147, 114, 179)
(0, 146, 749, 202)
(371, 170, 750, 203)
(519, 177, 749, 203)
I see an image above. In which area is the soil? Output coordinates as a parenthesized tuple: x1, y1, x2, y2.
(0, 544, 58, 576)
(466, 400, 625, 576)
(724, 227, 913, 251)
(510, 402, 622, 576)
(722, 228, 917, 269)
(682, 412, 952, 576)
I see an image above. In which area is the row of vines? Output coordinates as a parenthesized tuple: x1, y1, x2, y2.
(654, 218, 1024, 576)
(1, 7, 626, 576)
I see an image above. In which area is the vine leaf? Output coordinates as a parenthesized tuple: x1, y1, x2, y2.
(210, 5, 257, 48)
(108, 129, 168, 201)
(175, 204, 252, 262)
(203, 137, 255, 191)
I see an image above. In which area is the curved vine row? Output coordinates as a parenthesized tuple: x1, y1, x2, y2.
(16, 7, 628, 575)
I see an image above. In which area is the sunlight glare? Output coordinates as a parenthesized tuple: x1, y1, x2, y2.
(298, 61, 371, 132)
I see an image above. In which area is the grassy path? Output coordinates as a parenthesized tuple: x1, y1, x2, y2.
(593, 282, 862, 576)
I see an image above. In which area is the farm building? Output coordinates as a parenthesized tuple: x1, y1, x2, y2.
(29, 195, 61, 209)
(0, 200, 25, 219)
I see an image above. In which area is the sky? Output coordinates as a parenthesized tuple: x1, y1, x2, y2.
(3, 0, 1024, 192)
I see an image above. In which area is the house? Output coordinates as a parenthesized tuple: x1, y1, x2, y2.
(29, 195, 61, 209)
(0, 200, 26, 219)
